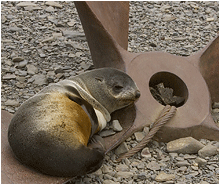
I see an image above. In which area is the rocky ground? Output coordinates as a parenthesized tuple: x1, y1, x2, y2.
(1, 1, 219, 184)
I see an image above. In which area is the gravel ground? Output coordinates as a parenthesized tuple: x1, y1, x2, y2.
(1, 1, 219, 184)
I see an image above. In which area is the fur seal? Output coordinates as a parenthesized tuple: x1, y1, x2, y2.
(8, 68, 140, 177)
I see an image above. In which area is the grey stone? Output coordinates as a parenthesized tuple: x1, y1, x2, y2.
(198, 144, 218, 158)
(163, 15, 176, 22)
(191, 165, 198, 171)
(137, 162, 145, 169)
(99, 130, 115, 137)
(146, 161, 160, 170)
(115, 142, 129, 155)
(47, 71, 55, 77)
(183, 154, 197, 159)
(3, 74, 16, 80)
(190, 171, 199, 177)
(207, 165, 215, 170)
(176, 156, 184, 161)
(101, 164, 111, 174)
(5, 99, 20, 107)
(7, 15, 14, 19)
(45, 1, 63, 8)
(175, 160, 190, 167)
(18, 70, 27, 76)
(39, 53, 46, 58)
(103, 180, 117, 184)
(167, 137, 204, 154)
(137, 172, 147, 180)
(16, 2, 37, 7)
(67, 20, 75, 27)
(177, 166, 187, 172)
(92, 168, 102, 176)
(55, 68, 64, 74)
(124, 158, 130, 165)
(24, 6, 42, 11)
(116, 164, 129, 172)
(160, 5, 171, 11)
(143, 126, 150, 135)
(9, 27, 22, 32)
(69, 54, 75, 58)
(206, 17, 215, 22)
(1, 15, 7, 23)
(62, 30, 86, 40)
(81, 62, 92, 70)
(131, 161, 139, 167)
(56, 73, 64, 79)
(56, 22, 65, 27)
(112, 120, 123, 132)
(52, 32, 62, 38)
(173, 37, 188, 41)
(45, 6, 55, 12)
(16, 82, 26, 88)
(17, 77, 26, 83)
(47, 16, 58, 24)
(103, 174, 114, 180)
(41, 37, 55, 43)
(115, 172, 133, 179)
(212, 102, 219, 109)
(32, 74, 47, 85)
(134, 131, 145, 142)
(155, 172, 176, 182)
(169, 152, 178, 159)
(27, 64, 38, 75)
(17, 60, 28, 68)
(4, 60, 12, 66)
(76, 52, 83, 57)
(200, 181, 209, 184)
(141, 147, 151, 159)
(161, 156, 170, 162)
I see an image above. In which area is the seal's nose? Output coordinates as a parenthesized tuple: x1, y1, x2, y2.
(135, 90, 141, 99)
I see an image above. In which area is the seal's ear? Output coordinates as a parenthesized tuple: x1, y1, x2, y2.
(95, 76, 104, 82)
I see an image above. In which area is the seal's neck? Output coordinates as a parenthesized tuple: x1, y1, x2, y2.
(60, 79, 111, 122)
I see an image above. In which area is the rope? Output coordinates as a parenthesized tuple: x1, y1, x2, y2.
(116, 105, 177, 162)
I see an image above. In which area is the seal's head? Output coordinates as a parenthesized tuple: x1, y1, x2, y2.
(72, 68, 140, 114)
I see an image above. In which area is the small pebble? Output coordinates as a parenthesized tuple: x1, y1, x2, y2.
(112, 120, 123, 132)
(198, 144, 218, 158)
(115, 142, 129, 155)
(155, 172, 176, 182)
(134, 131, 145, 142)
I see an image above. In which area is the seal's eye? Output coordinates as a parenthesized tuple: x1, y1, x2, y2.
(114, 85, 123, 91)
(95, 77, 104, 82)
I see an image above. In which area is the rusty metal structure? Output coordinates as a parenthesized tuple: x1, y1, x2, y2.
(74, 2, 219, 152)
(1, 1, 219, 183)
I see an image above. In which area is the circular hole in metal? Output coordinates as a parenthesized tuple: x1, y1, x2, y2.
(149, 72, 188, 107)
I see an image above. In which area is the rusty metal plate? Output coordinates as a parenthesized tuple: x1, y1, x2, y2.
(75, 1, 219, 151)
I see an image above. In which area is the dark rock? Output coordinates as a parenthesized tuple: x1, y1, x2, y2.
(12, 57, 24, 62)
(149, 43, 157, 47)
(55, 68, 64, 74)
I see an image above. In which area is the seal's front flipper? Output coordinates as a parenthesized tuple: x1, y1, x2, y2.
(88, 135, 106, 152)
